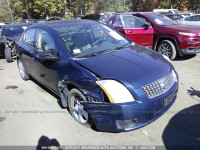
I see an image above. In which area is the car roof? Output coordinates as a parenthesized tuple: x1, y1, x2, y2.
(29, 19, 98, 29)
(2, 23, 29, 28)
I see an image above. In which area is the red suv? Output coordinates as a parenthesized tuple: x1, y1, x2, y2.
(107, 12, 200, 60)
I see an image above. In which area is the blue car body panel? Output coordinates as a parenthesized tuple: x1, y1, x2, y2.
(6, 36, 21, 42)
(75, 44, 173, 89)
(15, 20, 179, 132)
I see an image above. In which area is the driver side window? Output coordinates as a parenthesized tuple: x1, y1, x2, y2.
(35, 29, 55, 52)
(114, 15, 122, 26)
(134, 17, 147, 29)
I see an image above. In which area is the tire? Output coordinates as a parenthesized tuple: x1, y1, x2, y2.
(68, 88, 94, 128)
(17, 59, 29, 81)
(157, 40, 176, 60)
(5, 47, 14, 63)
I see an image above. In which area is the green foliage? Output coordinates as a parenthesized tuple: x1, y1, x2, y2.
(1, 0, 200, 22)
(0, 0, 13, 22)
(10, 0, 66, 19)
(97, 0, 131, 13)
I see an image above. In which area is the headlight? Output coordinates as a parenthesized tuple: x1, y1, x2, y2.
(163, 55, 171, 63)
(172, 70, 178, 82)
(178, 32, 196, 36)
(96, 80, 135, 103)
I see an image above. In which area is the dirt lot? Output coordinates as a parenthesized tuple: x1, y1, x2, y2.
(0, 54, 200, 149)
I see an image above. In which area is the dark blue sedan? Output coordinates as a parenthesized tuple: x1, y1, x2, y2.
(15, 20, 178, 132)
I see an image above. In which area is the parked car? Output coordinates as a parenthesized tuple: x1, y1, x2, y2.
(0, 23, 6, 32)
(82, 13, 116, 24)
(81, 14, 101, 21)
(38, 19, 46, 23)
(153, 9, 180, 15)
(107, 14, 154, 48)
(20, 19, 38, 24)
(15, 20, 178, 132)
(181, 14, 200, 26)
(99, 12, 116, 24)
(47, 16, 61, 21)
(180, 12, 193, 17)
(108, 12, 200, 60)
(165, 14, 185, 24)
(0, 24, 28, 62)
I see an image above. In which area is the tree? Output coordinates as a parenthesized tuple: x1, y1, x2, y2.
(10, 0, 67, 19)
(131, 0, 155, 11)
(65, 0, 96, 17)
(0, 0, 13, 21)
(96, 0, 131, 13)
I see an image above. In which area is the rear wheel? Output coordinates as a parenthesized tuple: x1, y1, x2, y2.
(17, 59, 29, 80)
(68, 88, 94, 128)
(5, 47, 14, 63)
(157, 40, 176, 60)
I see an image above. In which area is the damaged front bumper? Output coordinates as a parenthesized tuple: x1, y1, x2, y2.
(82, 84, 178, 132)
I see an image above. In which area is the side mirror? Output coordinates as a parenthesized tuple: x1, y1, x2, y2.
(147, 22, 151, 27)
(142, 22, 151, 30)
(37, 51, 59, 61)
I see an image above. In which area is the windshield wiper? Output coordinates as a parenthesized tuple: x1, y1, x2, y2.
(74, 52, 99, 58)
(101, 44, 132, 55)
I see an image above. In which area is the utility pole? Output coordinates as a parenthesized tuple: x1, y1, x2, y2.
(6, 0, 13, 21)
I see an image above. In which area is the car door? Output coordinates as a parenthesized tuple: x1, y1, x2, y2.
(21, 28, 37, 76)
(32, 28, 59, 92)
(122, 15, 154, 48)
(112, 15, 125, 34)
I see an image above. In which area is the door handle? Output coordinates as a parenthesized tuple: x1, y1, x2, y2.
(127, 31, 134, 33)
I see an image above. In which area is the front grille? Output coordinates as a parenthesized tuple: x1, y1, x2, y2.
(142, 70, 177, 99)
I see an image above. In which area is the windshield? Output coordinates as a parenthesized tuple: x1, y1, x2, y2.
(148, 14, 178, 26)
(173, 10, 180, 14)
(55, 23, 130, 57)
(2, 26, 26, 37)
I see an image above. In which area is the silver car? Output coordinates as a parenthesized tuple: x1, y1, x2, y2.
(181, 14, 200, 26)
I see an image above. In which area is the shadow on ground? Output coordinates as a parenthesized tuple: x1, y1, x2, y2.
(162, 104, 200, 150)
(30, 78, 64, 108)
(187, 87, 200, 102)
(0, 56, 5, 59)
(174, 54, 196, 61)
(37, 135, 62, 150)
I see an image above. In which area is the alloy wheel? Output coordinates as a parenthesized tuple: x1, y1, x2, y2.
(158, 42, 172, 58)
(18, 60, 26, 78)
(71, 95, 88, 124)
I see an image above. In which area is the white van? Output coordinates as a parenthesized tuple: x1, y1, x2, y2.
(153, 9, 180, 15)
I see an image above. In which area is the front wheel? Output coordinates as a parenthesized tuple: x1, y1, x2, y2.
(157, 40, 176, 60)
(68, 88, 94, 128)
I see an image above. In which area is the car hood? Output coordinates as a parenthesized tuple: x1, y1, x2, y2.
(6, 35, 21, 42)
(163, 24, 200, 33)
(75, 44, 173, 89)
